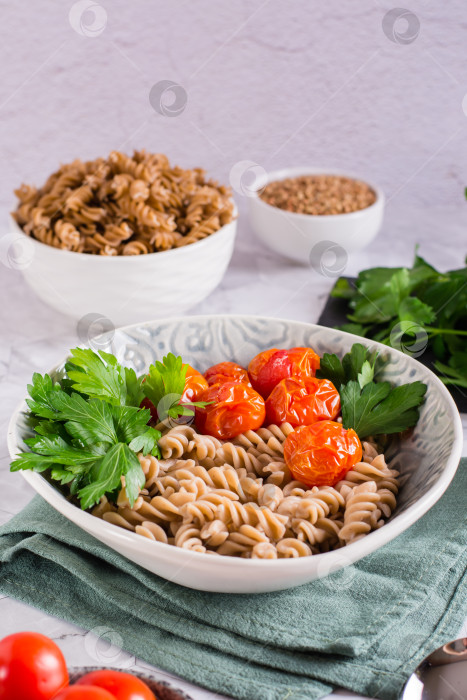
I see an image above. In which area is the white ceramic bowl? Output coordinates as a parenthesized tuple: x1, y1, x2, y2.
(7, 315, 462, 594)
(248, 167, 384, 264)
(8, 214, 237, 326)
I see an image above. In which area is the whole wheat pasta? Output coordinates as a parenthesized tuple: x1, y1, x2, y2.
(12, 150, 235, 254)
(91, 425, 401, 558)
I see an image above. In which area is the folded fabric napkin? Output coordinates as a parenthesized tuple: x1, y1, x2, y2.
(1, 461, 466, 700)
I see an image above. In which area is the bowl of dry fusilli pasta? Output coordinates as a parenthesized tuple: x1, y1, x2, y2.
(10, 150, 237, 325)
(7, 316, 462, 593)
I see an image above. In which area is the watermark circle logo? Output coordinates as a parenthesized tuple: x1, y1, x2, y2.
(317, 551, 357, 591)
(84, 626, 134, 668)
(149, 80, 187, 117)
(309, 240, 348, 278)
(0, 233, 35, 270)
(69, 1, 107, 38)
(389, 320, 428, 358)
(382, 8, 420, 45)
(229, 160, 267, 198)
(156, 392, 195, 429)
(77, 312, 115, 351)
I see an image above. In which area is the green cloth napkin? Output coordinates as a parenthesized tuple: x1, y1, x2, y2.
(1, 461, 466, 700)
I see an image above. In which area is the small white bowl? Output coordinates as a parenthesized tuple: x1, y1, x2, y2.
(7, 315, 462, 594)
(8, 214, 237, 327)
(248, 167, 384, 264)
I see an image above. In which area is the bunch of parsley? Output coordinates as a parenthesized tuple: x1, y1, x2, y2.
(317, 343, 427, 438)
(332, 251, 467, 388)
(11, 349, 205, 509)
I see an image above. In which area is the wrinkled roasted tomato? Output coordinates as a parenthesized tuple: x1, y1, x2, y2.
(181, 365, 209, 402)
(265, 376, 340, 427)
(284, 420, 362, 487)
(248, 347, 320, 398)
(195, 381, 266, 440)
(204, 361, 250, 387)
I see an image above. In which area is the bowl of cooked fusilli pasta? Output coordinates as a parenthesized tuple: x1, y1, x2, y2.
(7, 316, 462, 593)
(10, 150, 237, 325)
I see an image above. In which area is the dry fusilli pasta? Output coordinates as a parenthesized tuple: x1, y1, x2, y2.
(12, 150, 235, 255)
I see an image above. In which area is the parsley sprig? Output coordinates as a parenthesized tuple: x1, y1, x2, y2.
(332, 249, 467, 389)
(317, 343, 427, 438)
(11, 348, 210, 510)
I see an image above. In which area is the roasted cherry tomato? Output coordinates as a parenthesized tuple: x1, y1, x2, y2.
(204, 361, 250, 387)
(54, 687, 115, 700)
(284, 420, 362, 487)
(0, 631, 69, 700)
(248, 347, 320, 398)
(76, 670, 156, 700)
(195, 381, 266, 439)
(265, 376, 340, 427)
(181, 365, 209, 403)
(141, 364, 207, 421)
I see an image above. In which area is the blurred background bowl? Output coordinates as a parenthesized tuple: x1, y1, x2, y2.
(9, 214, 237, 327)
(248, 167, 384, 264)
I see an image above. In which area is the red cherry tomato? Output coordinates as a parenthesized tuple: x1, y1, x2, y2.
(284, 420, 362, 487)
(265, 376, 340, 427)
(76, 670, 156, 700)
(195, 381, 266, 439)
(0, 631, 69, 700)
(141, 364, 207, 421)
(181, 365, 209, 403)
(54, 687, 115, 700)
(204, 361, 250, 387)
(248, 347, 320, 398)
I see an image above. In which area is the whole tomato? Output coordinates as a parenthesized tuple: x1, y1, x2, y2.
(195, 381, 266, 439)
(76, 670, 156, 700)
(265, 376, 340, 427)
(284, 420, 362, 487)
(181, 365, 209, 403)
(141, 364, 207, 421)
(204, 361, 250, 387)
(54, 687, 115, 700)
(248, 347, 320, 398)
(0, 631, 69, 700)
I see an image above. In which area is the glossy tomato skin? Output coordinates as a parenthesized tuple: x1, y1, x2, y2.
(248, 347, 320, 398)
(195, 381, 266, 439)
(204, 361, 250, 387)
(265, 376, 340, 427)
(0, 631, 69, 700)
(54, 687, 115, 700)
(181, 365, 209, 403)
(76, 670, 155, 700)
(284, 420, 362, 487)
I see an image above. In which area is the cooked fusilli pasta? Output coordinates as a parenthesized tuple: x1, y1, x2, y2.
(12, 150, 235, 254)
(91, 423, 401, 558)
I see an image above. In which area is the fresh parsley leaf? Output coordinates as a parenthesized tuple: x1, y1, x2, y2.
(112, 405, 152, 443)
(341, 380, 427, 438)
(49, 391, 118, 445)
(357, 360, 374, 389)
(434, 352, 467, 388)
(143, 353, 187, 409)
(398, 297, 435, 326)
(24, 434, 99, 465)
(78, 443, 144, 509)
(128, 427, 162, 456)
(317, 343, 377, 390)
(66, 348, 127, 406)
(26, 373, 61, 419)
(124, 367, 146, 407)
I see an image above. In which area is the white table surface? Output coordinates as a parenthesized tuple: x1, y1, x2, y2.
(1, 202, 466, 700)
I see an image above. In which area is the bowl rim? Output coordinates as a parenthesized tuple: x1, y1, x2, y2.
(249, 166, 384, 221)
(8, 206, 237, 262)
(7, 315, 463, 571)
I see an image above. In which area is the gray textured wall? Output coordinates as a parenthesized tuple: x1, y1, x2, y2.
(2, 0, 466, 214)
